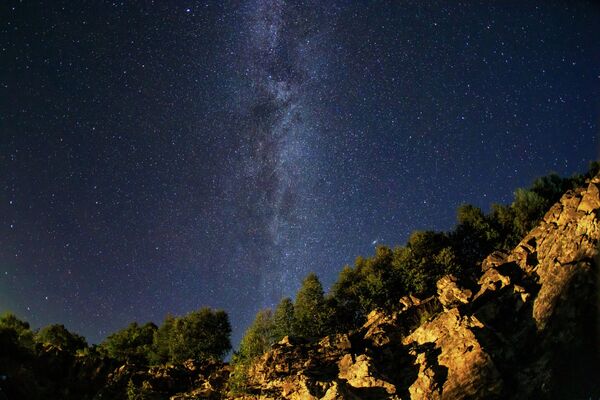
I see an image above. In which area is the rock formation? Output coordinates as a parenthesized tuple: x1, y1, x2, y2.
(229, 175, 600, 399)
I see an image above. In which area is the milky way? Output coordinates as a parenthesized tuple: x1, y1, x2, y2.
(1, 1, 598, 347)
(224, 1, 336, 303)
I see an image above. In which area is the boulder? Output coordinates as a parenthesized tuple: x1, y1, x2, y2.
(436, 275, 472, 310)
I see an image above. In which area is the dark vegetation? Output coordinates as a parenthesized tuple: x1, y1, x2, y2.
(1, 162, 598, 398)
(0, 308, 231, 399)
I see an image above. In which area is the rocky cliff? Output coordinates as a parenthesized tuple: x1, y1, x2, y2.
(229, 175, 600, 399)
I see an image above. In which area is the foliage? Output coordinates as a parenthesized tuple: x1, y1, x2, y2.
(330, 264, 363, 332)
(293, 273, 331, 339)
(149, 314, 176, 365)
(99, 322, 157, 364)
(127, 379, 161, 400)
(151, 308, 231, 364)
(325, 163, 599, 339)
(237, 309, 275, 361)
(0, 311, 34, 352)
(229, 309, 276, 394)
(228, 360, 251, 395)
(0, 162, 597, 398)
(512, 189, 548, 237)
(272, 297, 295, 342)
(35, 324, 87, 354)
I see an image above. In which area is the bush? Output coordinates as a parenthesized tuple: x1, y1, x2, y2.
(35, 324, 87, 354)
(100, 322, 157, 364)
(151, 308, 231, 364)
(0, 312, 34, 351)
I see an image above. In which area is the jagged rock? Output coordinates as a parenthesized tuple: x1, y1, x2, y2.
(403, 308, 503, 399)
(436, 275, 472, 310)
(362, 309, 399, 347)
(399, 294, 423, 310)
(321, 380, 355, 400)
(577, 181, 600, 213)
(406, 349, 443, 400)
(337, 354, 396, 394)
(481, 250, 509, 272)
(4, 174, 599, 400)
(318, 334, 352, 352)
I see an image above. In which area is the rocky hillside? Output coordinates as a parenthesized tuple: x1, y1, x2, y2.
(2, 173, 598, 400)
(227, 174, 600, 399)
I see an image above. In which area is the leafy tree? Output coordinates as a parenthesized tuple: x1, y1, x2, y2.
(434, 247, 461, 276)
(155, 308, 231, 363)
(452, 205, 499, 269)
(361, 246, 395, 310)
(100, 322, 157, 364)
(35, 324, 87, 354)
(490, 203, 519, 249)
(237, 309, 274, 361)
(272, 298, 294, 341)
(0, 312, 30, 332)
(512, 188, 548, 237)
(0, 312, 34, 350)
(294, 273, 330, 339)
(230, 309, 277, 394)
(530, 173, 569, 202)
(586, 160, 600, 180)
(393, 231, 455, 295)
(149, 314, 175, 365)
(330, 265, 363, 331)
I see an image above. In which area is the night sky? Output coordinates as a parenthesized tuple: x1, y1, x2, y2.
(1, 1, 599, 347)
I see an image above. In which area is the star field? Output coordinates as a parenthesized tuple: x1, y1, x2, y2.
(1, 1, 598, 347)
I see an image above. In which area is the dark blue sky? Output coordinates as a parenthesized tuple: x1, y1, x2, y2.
(1, 0, 598, 347)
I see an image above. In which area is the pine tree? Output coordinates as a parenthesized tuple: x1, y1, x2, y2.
(237, 309, 274, 360)
(272, 297, 295, 341)
(293, 273, 330, 339)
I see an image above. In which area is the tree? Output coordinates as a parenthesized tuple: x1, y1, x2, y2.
(237, 309, 274, 361)
(490, 203, 519, 250)
(512, 188, 548, 237)
(35, 324, 87, 354)
(530, 173, 569, 204)
(391, 232, 454, 296)
(330, 265, 363, 332)
(100, 322, 157, 364)
(0, 312, 34, 350)
(149, 315, 175, 365)
(152, 308, 231, 364)
(272, 298, 294, 341)
(294, 273, 330, 339)
(453, 205, 499, 269)
(230, 309, 276, 394)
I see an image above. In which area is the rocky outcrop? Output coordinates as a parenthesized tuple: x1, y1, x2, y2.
(234, 175, 600, 399)
(436, 275, 472, 310)
(96, 359, 230, 399)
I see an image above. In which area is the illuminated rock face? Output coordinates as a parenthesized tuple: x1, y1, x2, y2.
(234, 175, 600, 400)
